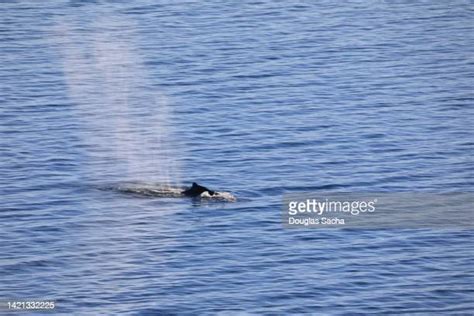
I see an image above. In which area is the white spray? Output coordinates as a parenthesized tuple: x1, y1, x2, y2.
(54, 11, 181, 188)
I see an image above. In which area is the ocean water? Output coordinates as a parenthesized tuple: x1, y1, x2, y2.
(1, 1, 473, 314)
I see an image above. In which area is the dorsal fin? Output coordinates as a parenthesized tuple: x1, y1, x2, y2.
(182, 182, 212, 197)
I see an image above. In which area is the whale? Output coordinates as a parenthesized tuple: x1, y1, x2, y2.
(108, 181, 236, 201)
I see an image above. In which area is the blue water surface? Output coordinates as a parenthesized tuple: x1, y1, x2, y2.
(1, 1, 473, 314)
